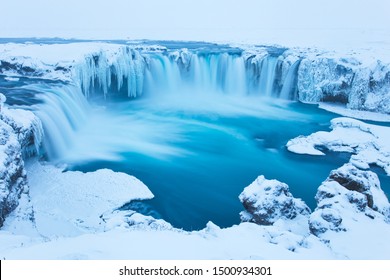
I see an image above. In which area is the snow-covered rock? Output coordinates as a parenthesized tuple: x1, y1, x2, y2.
(309, 164, 390, 236)
(297, 54, 390, 114)
(101, 210, 174, 232)
(287, 117, 390, 175)
(239, 175, 311, 225)
(0, 94, 41, 228)
(0, 118, 26, 227)
(298, 56, 356, 104)
(1, 107, 43, 157)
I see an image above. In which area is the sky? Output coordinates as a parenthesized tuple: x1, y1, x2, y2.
(1, 0, 389, 46)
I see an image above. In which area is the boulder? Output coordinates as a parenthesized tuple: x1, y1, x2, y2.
(309, 164, 390, 236)
(239, 175, 311, 225)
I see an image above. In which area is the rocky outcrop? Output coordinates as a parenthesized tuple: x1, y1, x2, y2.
(1, 107, 43, 157)
(0, 94, 42, 227)
(309, 164, 390, 236)
(239, 175, 311, 225)
(0, 118, 27, 227)
(298, 56, 390, 114)
(297, 56, 356, 104)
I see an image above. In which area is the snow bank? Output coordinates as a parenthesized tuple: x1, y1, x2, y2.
(0, 43, 127, 81)
(23, 160, 153, 237)
(287, 117, 390, 174)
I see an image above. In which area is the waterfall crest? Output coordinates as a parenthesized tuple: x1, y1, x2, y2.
(75, 47, 301, 100)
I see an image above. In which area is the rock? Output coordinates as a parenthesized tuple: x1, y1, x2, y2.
(309, 164, 390, 236)
(309, 208, 344, 236)
(297, 56, 390, 114)
(1, 108, 43, 157)
(239, 175, 311, 225)
(0, 119, 27, 227)
(298, 57, 355, 104)
(328, 165, 378, 209)
(0, 98, 41, 227)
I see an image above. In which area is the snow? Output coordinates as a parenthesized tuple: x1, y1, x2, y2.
(319, 103, 390, 122)
(0, 43, 128, 81)
(309, 164, 390, 259)
(22, 160, 153, 237)
(287, 117, 390, 175)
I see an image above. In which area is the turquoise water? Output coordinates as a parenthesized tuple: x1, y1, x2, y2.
(70, 95, 349, 230)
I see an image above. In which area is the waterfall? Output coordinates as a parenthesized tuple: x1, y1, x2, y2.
(279, 60, 301, 100)
(31, 84, 90, 161)
(258, 56, 278, 97)
(26, 46, 304, 164)
(75, 47, 300, 100)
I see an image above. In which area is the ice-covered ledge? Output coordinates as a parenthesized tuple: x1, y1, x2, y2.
(287, 117, 390, 175)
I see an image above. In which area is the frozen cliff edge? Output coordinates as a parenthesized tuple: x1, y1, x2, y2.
(1, 42, 390, 114)
(297, 53, 390, 114)
(0, 93, 42, 227)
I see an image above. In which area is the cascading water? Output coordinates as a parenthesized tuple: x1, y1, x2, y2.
(76, 47, 299, 99)
(279, 60, 301, 100)
(31, 84, 90, 161)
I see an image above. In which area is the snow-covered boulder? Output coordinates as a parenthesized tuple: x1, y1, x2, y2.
(239, 175, 311, 225)
(309, 164, 390, 236)
(1, 108, 42, 157)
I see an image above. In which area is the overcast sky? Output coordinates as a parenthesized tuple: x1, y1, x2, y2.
(1, 0, 389, 44)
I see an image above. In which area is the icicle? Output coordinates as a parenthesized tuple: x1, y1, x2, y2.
(75, 46, 298, 101)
